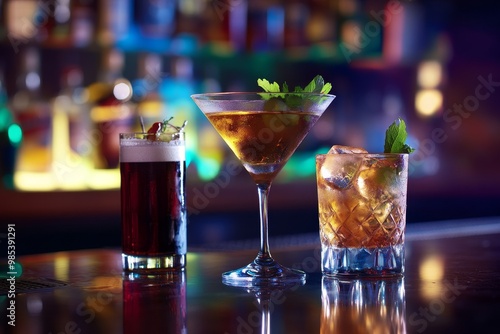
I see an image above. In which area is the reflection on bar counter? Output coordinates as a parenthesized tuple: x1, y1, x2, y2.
(321, 278, 406, 333)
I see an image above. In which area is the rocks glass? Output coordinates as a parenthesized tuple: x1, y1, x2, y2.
(316, 153, 409, 277)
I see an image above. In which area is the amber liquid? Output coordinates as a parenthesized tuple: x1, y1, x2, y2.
(120, 161, 186, 256)
(207, 111, 320, 184)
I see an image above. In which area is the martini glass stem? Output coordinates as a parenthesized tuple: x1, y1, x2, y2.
(256, 184, 274, 265)
(261, 301, 270, 334)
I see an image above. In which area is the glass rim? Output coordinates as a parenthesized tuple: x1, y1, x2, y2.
(119, 131, 185, 143)
(316, 152, 409, 158)
(191, 91, 336, 99)
(119, 130, 185, 136)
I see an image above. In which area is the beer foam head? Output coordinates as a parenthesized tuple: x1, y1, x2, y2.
(120, 138, 185, 162)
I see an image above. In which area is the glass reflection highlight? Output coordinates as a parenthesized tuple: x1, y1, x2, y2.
(229, 281, 303, 334)
(321, 278, 406, 334)
(123, 271, 186, 334)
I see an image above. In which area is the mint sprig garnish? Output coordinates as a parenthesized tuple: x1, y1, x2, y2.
(257, 75, 332, 109)
(258, 75, 332, 95)
(384, 118, 415, 154)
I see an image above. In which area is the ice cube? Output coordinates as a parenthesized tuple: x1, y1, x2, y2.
(320, 154, 364, 190)
(355, 166, 382, 200)
(356, 155, 407, 201)
(328, 145, 368, 154)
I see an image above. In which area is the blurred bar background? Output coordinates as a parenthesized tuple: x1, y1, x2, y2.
(0, 0, 499, 255)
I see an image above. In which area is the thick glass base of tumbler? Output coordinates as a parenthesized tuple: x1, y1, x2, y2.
(322, 244, 404, 277)
(222, 259, 306, 287)
(122, 253, 185, 273)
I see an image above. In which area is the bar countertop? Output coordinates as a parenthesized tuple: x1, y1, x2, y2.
(1, 217, 500, 333)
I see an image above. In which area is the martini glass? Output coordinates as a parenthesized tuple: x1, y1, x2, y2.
(192, 92, 335, 286)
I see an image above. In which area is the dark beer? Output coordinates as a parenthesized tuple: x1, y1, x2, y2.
(120, 132, 186, 270)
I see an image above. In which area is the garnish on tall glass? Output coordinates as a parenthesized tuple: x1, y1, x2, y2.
(192, 76, 335, 286)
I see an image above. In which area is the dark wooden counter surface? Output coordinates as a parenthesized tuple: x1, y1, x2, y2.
(1, 217, 500, 333)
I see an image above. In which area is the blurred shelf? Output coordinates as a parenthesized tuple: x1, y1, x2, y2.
(0, 187, 120, 220)
(0, 179, 290, 220)
(2, 175, 500, 222)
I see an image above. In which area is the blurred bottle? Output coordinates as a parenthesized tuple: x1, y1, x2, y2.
(337, 0, 382, 61)
(0, 69, 22, 189)
(198, 0, 230, 46)
(51, 66, 92, 188)
(38, 0, 72, 46)
(228, 0, 248, 52)
(170, 0, 203, 57)
(71, 0, 98, 47)
(284, 0, 309, 49)
(88, 48, 133, 169)
(98, 0, 131, 45)
(305, 0, 337, 46)
(136, 0, 176, 38)
(123, 272, 187, 334)
(248, 0, 284, 52)
(337, 0, 361, 61)
(132, 53, 165, 130)
(176, 0, 206, 38)
(10, 47, 52, 174)
(382, 0, 425, 64)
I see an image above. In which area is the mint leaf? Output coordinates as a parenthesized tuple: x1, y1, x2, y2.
(257, 79, 280, 93)
(303, 75, 329, 93)
(384, 118, 415, 153)
(321, 82, 332, 94)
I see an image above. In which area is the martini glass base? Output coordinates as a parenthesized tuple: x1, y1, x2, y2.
(222, 259, 306, 287)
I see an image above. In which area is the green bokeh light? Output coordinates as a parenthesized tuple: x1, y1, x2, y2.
(197, 157, 221, 181)
(7, 124, 22, 145)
